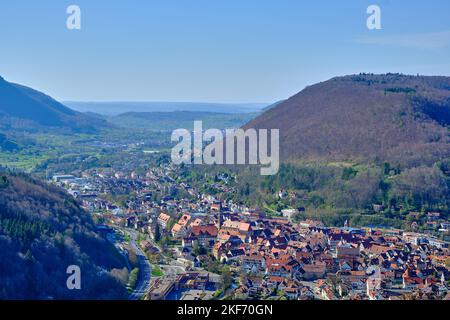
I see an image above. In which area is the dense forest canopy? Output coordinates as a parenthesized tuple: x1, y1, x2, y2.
(0, 170, 127, 299)
(183, 74, 450, 228)
(245, 73, 450, 166)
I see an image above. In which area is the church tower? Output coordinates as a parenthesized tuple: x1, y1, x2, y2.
(216, 209, 222, 229)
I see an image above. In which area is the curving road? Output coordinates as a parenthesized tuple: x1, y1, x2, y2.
(127, 230, 152, 300)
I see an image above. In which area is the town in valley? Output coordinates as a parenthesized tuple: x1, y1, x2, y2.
(51, 159, 450, 301)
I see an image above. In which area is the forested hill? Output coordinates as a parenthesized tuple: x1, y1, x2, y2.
(245, 73, 450, 167)
(0, 132, 18, 151)
(233, 74, 450, 226)
(0, 171, 127, 299)
(0, 76, 107, 133)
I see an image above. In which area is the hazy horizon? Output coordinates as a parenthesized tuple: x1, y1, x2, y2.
(64, 100, 270, 115)
(1, 0, 450, 102)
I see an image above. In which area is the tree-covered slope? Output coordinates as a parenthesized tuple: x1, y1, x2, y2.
(0, 76, 107, 133)
(245, 73, 450, 167)
(0, 132, 18, 151)
(225, 74, 450, 226)
(0, 171, 127, 299)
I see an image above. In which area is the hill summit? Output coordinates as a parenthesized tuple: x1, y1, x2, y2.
(0, 170, 127, 299)
(0, 76, 106, 133)
(245, 73, 450, 167)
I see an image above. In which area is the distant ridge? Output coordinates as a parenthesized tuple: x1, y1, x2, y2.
(65, 101, 269, 116)
(109, 110, 259, 131)
(0, 76, 107, 132)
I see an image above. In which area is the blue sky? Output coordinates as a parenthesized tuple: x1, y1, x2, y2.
(0, 0, 449, 103)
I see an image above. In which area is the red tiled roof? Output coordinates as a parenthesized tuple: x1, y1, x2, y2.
(191, 225, 218, 237)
